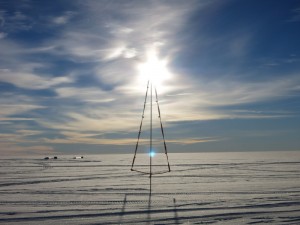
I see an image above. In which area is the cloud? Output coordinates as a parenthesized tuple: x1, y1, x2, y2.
(0, 129, 54, 156)
(41, 130, 219, 146)
(0, 104, 46, 117)
(0, 90, 46, 131)
(0, 129, 43, 143)
(1, 0, 300, 154)
(206, 78, 295, 105)
(0, 10, 33, 33)
(261, 55, 300, 67)
(0, 142, 55, 155)
(41, 0, 202, 64)
(42, 137, 137, 145)
(0, 69, 73, 90)
(38, 69, 300, 137)
(39, 75, 297, 147)
(16, 129, 43, 136)
(0, 32, 7, 39)
(287, 7, 300, 22)
(55, 87, 115, 103)
(52, 11, 75, 25)
(154, 74, 300, 122)
(167, 137, 221, 145)
(39, 111, 139, 133)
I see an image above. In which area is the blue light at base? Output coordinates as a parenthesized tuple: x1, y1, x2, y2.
(149, 151, 156, 158)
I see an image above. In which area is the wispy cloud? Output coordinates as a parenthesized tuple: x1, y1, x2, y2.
(167, 137, 221, 145)
(0, 10, 33, 32)
(0, 32, 7, 39)
(0, 142, 55, 155)
(287, 7, 300, 22)
(0, 69, 73, 89)
(0, 129, 54, 155)
(41, 132, 219, 146)
(160, 74, 300, 122)
(24, 0, 300, 149)
(51, 11, 75, 25)
(0, 104, 46, 117)
(1, 0, 300, 154)
(16, 129, 43, 136)
(0, 85, 47, 127)
(55, 87, 115, 103)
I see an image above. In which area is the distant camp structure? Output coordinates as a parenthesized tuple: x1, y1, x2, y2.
(44, 156, 58, 160)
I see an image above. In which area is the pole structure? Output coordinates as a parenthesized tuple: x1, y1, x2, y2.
(149, 81, 153, 194)
(131, 80, 171, 195)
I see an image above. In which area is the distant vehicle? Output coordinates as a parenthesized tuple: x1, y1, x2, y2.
(53, 156, 58, 159)
(44, 157, 50, 160)
(73, 156, 84, 159)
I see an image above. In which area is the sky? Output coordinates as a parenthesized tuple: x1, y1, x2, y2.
(0, 0, 300, 155)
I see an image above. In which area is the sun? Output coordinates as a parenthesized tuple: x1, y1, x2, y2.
(137, 49, 171, 87)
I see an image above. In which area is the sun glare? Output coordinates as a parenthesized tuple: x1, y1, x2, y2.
(149, 150, 156, 158)
(137, 49, 171, 87)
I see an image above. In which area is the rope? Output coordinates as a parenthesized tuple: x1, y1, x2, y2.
(131, 168, 171, 175)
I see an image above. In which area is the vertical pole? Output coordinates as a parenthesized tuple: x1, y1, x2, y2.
(150, 81, 153, 194)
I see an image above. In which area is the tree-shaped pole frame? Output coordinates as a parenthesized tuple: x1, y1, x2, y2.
(131, 80, 171, 179)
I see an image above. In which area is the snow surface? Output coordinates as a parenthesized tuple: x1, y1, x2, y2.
(0, 152, 300, 224)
